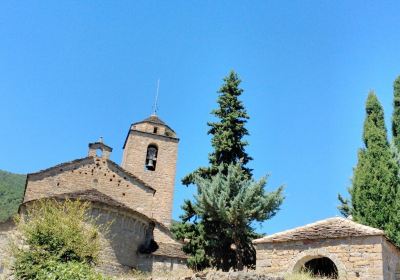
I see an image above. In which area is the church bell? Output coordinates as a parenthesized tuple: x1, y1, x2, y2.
(146, 159, 155, 169)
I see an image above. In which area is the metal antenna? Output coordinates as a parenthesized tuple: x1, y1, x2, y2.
(152, 79, 160, 116)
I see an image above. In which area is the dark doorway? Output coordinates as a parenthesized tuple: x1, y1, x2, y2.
(302, 257, 338, 279)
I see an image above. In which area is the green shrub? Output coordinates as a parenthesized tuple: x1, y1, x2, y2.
(34, 260, 107, 280)
(13, 199, 108, 279)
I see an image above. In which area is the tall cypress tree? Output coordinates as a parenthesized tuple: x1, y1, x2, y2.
(341, 92, 400, 244)
(392, 76, 400, 150)
(391, 75, 400, 245)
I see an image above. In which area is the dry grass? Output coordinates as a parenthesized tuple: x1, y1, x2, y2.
(285, 271, 336, 280)
(116, 267, 194, 280)
(114, 268, 337, 280)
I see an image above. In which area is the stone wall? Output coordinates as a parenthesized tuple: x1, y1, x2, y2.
(0, 203, 186, 278)
(0, 219, 16, 280)
(138, 255, 187, 272)
(382, 239, 400, 280)
(255, 236, 386, 280)
(24, 157, 155, 219)
(189, 271, 283, 280)
(89, 204, 151, 275)
(121, 124, 179, 227)
(153, 224, 181, 244)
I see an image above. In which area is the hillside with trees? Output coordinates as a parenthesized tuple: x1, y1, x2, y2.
(0, 169, 26, 222)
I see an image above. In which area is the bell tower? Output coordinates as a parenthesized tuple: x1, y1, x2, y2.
(121, 114, 179, 227)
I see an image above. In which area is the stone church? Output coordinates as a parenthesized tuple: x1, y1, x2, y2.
(1, 114, 187, 275)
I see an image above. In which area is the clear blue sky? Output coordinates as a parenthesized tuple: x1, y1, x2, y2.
(1, 1, 400, 235)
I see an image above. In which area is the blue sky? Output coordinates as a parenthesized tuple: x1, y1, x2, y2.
(1, 1, 400, 235)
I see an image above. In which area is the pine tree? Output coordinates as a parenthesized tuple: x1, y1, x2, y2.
(181, 71, 252, 186)
(339, 92, 400, 244)
(392, 76, 400, 150)
(193, 164, 283, 270)
(172, 71, 282, 270)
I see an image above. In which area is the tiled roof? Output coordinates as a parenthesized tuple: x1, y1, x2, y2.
(27, 157, 155, 193)
(22, 188, 175, 241)
(24, 188, 155, 223)
(132, 114, 176, 134)
(253, 217, 384, 244)
(106, 160, 155, 192)
(152, 242, 188, 259)
(142, 115, 166, 125)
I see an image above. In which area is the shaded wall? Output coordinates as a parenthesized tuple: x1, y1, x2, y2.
(382, 239, 400, 280)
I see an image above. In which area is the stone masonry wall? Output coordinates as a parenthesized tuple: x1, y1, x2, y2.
(382, 238, 400, 280)
(24, 157, 154, 218)
(89, 204, 150, 275)
(0, 204, 186, 278)
(255, 236, 385, 280)
(122, 127, 178, 227)
(0, 220, 15, 280)
(137, 255, 187, 272)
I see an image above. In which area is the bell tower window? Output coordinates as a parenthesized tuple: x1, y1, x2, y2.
(145, 144, 158, 171)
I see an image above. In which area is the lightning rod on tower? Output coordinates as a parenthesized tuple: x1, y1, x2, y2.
(152, 79, 160, 116)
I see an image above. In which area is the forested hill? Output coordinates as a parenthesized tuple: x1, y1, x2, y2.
(0, 170, 26, 222)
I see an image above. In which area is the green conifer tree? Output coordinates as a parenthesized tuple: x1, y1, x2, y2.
(172, 71, 282, 271)
(181, 70, 252, 186)
(340, 92, 400, 244)
(193, 163, 283, 270)
(392, 76, 400, 150)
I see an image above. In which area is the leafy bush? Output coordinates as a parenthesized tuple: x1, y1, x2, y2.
(35, 261, 106, 280)
(13, 199, 108, 279)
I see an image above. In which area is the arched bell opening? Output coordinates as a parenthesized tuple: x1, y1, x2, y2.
(145, 144, 158, 171)
(299, 257, 338, 279)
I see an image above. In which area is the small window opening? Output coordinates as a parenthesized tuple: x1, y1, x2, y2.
(96, 148, 103, 157)
(302, 257, 338, 279)
(145, 145, 158, 171)
(153, 127, 158, 134)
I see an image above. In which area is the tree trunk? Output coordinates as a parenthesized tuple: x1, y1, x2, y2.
(236, 247, 244, 271)
(233, 233, 244, 271)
